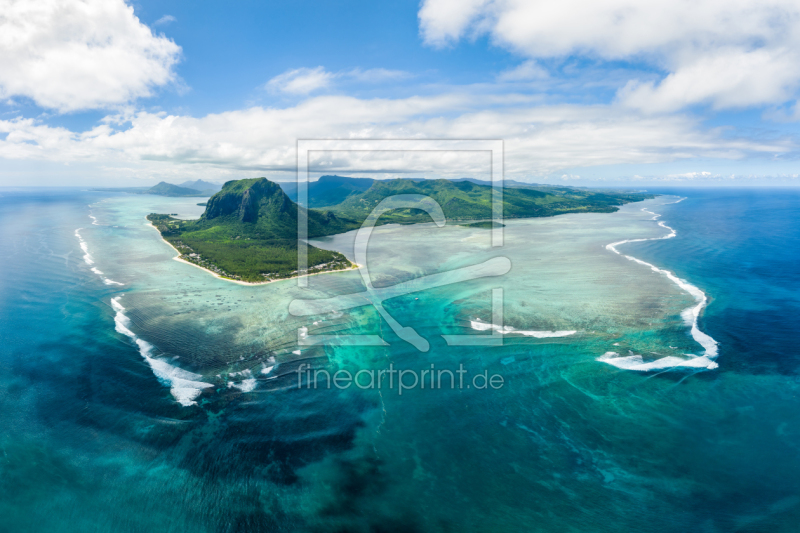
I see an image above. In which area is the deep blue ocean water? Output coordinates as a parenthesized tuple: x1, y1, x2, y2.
(644, 188, 800, 375)
(0, 187, 798, 532)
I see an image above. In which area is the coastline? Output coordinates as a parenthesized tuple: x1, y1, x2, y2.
(600, 197, 719, 371)
(144, 194, 653, 287)
(146, 221, 362, 286)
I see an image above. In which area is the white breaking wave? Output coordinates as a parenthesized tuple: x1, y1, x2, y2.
(229, 379, 258, 392)
(75, 229, 94, 265)
(470, 318, 576, 338)
(228, 369, 257, 392)
(111, 296, 213, 406)
(601, 199, 719, 372)
(75, 228, 124, 286)
(598, 351, 718, 371)
(230, 379, 257, 392)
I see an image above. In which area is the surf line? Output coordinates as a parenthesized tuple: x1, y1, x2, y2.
(74, 227, 124, 286)
(111, 296, 213, 406)
(600, 198, 719, 372)
(469, 318, 576, 338)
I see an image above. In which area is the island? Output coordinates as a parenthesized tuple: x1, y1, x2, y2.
(93, 179, 222, 197)
(148, 176, 653, 283)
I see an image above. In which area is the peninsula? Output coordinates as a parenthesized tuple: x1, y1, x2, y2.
(148, 176, 653, 283)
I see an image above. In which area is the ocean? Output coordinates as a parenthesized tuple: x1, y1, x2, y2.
(0, 186, 798, 532)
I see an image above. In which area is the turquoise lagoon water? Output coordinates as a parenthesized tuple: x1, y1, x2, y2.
(0, 187, 798, 532)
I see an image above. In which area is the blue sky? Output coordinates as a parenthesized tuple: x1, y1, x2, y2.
(2, 0, 800, 187)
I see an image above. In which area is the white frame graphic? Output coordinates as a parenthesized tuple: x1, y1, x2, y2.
(291, 139, 507, 350)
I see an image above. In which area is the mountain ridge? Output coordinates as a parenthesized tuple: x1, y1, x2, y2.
(148, 176, 653, 282)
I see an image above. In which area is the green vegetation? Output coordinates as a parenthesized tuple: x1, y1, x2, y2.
(148, 178, 357, 282)
(147, 181, 207, 197)
(149, 177, 653, 282)
(282, 175, 375, 207)
(459, 220, 505, 229)
(325, 178, 653, 224)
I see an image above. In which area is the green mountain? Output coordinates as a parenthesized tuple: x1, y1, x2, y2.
(147, 182, 207, 197)
(202, 178, 358, 236)
(281, 175, 375, 207)
(147, 178, 357, 282)
(148, 176, 652, 282)
(327, 178, 653, 224)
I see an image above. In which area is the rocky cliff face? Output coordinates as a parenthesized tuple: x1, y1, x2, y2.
(198, 177, 357, 239)
(203, 178, 291, 222)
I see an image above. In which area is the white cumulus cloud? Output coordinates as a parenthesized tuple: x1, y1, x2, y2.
(0, 94, 788, 183)
(0, 0, 182, 112)
(618, 48, 800, 112)
(418, 0, 493, 48)
(418, 0, 800, 112)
